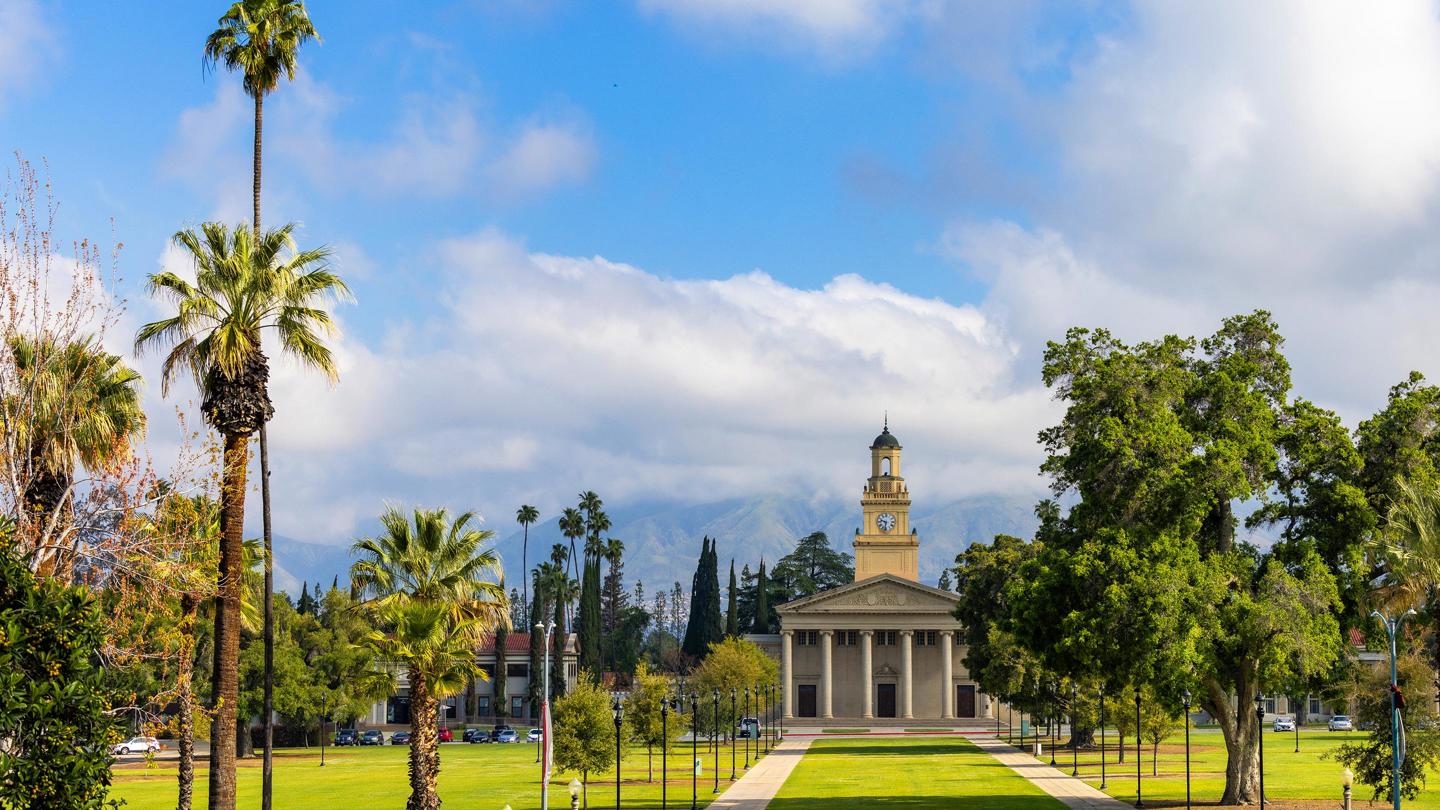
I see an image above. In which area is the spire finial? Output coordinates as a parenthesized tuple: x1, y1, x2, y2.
(884, 410, 888, 432)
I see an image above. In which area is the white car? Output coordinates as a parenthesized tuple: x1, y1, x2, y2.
(112, 736, 160, 755)
(1328, 715, 1354, 732)
(1272, 716, 1296, 732)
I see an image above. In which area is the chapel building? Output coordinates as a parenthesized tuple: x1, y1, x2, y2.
(767, 423, 994, 722)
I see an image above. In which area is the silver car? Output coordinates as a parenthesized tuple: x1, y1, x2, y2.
(1272, 716, 1295, 732)
(1328, 715, 1354, 731)
(111, 736, 160, 755)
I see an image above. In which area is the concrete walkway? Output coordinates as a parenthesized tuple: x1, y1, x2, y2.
(706, 738, 812, 810)
(971, 736, 1130, 810)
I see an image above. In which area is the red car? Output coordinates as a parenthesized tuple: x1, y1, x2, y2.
(438, 727, 454, 742)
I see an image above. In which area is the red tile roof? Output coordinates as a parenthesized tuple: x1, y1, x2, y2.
(477, 632, 577, 655)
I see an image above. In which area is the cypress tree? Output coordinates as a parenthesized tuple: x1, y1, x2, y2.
(578, 556, 603, 678)
(551, 590, 567, 699)
(295, 581, 313, 615)
(682, 538, 711, 659)
(726, 559, 738, 636)
(528, 589, 544, 719)
(702, 539, 724, 649)
(751, 561, 771, 633)
(494, 619, 509, 718)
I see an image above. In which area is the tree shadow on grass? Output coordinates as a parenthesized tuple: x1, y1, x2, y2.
(800, 744, 985, 758)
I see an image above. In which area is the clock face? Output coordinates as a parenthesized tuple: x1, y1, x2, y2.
(876, 512, 896, 532)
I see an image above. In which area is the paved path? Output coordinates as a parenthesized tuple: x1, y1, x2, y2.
(706, 738, 812, 810)
(971, 735, 1131, 810)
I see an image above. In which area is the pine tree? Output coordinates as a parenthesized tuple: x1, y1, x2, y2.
(737, 564, 757, 629)
(751, 561, 772, 633)
(295, 582, 314, 615)
(937, 570, 953, 591)
(510, 587, 524, 628)
(329, 576, 336, 592)
(726, 559, 738, 636)
(703, 540, 723, 646)
(670, 582, 685, 641)
(684, 537, 725, 659)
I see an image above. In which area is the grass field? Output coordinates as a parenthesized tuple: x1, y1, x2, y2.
(110, 736, 769, 809)
(1007, 727, 1440, 808)
(767, 736, 1065, 809)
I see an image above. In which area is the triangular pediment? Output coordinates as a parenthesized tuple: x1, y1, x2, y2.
(777, 574, 959, 615)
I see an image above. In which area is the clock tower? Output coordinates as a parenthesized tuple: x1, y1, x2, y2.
(853, 419, 919, 582)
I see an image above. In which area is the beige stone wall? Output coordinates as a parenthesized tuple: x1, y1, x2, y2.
(787, 635, 985, 720)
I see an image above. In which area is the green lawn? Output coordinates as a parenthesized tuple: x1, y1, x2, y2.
(1007, 727, 1440, 808)
(111, 737, 765, 809)
(767, 736, 1065, 809)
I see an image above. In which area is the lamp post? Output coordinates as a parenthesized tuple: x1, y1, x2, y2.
(1255, 693, 1266, 809)
(569, 777, 582, 810)
(1342, 766, 1353, 810)
(1008, 701, 1014, 745)
(743, 687, 751, 770)
(661, 698, 670, 810)
(1134, 686, 1143, 809)
(1071, 681, 1079, 777)
(1181, 688, 1192, 810)
(1099, 687, 1107, 790)
(1372, 608, 1415, 810)
(690, 693, 699, 810)
(613, 696, 624, 810)
(712, 690, 721, 794)
(730, 687, 737, 781)
(1050, 681, 1058, 766)
(319, 693, 327, 768)
(1294, 695, 1300, 754)
(759, 684, 767, 756)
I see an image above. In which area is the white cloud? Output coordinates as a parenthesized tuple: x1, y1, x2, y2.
(249, 228, 1052, 543)
(638, 0, 936, 61)
(490, 119, 597, 195)
(0, 0, 57, 111)
(939, 0, 1440, 424)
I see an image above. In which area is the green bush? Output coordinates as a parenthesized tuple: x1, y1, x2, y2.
(0, 535, 121, 809)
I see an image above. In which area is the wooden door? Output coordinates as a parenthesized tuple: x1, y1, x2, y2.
(877, 684, 897, 718)
(798, 685, 817, 718)
(957, 685, 977, 718)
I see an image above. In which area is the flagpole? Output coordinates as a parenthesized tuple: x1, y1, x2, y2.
(538, 621, 555, 809)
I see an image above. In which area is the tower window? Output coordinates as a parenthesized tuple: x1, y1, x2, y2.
(881, 457, 892, 476)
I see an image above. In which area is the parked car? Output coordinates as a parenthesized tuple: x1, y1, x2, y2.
(360, 729, 385, 745)
(1329, 715, 1354, 732)
(490, 724, 514, 742)
(111, 736, 160, 756)
(737, 717, 759, 738)
(1273, 716, 1296, 732)
(527, 728, 542, 743)
(462, 727, 488, 743)
(438, 727, 454, 743)
(496, 729, 520, 744)
(391, 731, 411, 745)
(334, 728, 360, 746)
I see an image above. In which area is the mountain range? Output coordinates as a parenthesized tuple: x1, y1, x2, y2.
(269, 493, 1042, 601)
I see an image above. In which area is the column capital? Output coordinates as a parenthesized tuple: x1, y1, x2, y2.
(780, 629, 794, 638)
(818, 629, 834, 637)
(858, 629, 874, 638)
(898, 629, 914, 638)
(939, 629, 954, 638)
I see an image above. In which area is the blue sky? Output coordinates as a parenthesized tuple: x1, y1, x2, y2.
(7, 1, 1440, 560)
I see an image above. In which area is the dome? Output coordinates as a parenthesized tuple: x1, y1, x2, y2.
(870, 426, 900, 449)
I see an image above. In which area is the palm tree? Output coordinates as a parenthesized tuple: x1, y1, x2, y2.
(134, 222, 348, 810)
(1376, 476, 1440, 610)
(360, 603, 486, 810)
(205, 4, 319, 799)
(516, 504, 539, 626)
(559, 506, 585, 586)
(350, 507, 508, 810)
(8, 335, 144, 578)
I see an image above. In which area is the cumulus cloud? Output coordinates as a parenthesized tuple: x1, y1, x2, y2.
(637, 0, 936, 62)
(0, 0, 57, 111)
(937, 0, 1440, 423)
(246, 228, 1052, 543)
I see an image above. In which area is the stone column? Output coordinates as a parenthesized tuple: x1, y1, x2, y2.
(860, 630, 874, 719)
(940, 630, 954, 719)
(820, 630, 834, 719)
(900, 630, 914, 719)
(781, 631, 794, 719)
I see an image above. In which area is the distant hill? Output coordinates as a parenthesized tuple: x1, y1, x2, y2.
(268, 493, 1042, 600)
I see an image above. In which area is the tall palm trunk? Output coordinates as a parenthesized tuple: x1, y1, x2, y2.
(249, 85, 280, 810)
(407, 669, 442, 810)
(208, 432, 250, 810)
(176, 593, 198, 810)
(522, 525, 529, 627)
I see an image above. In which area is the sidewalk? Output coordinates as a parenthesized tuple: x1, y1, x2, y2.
(706, 738, 812, 810)
(971, 735, 1131, 810)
